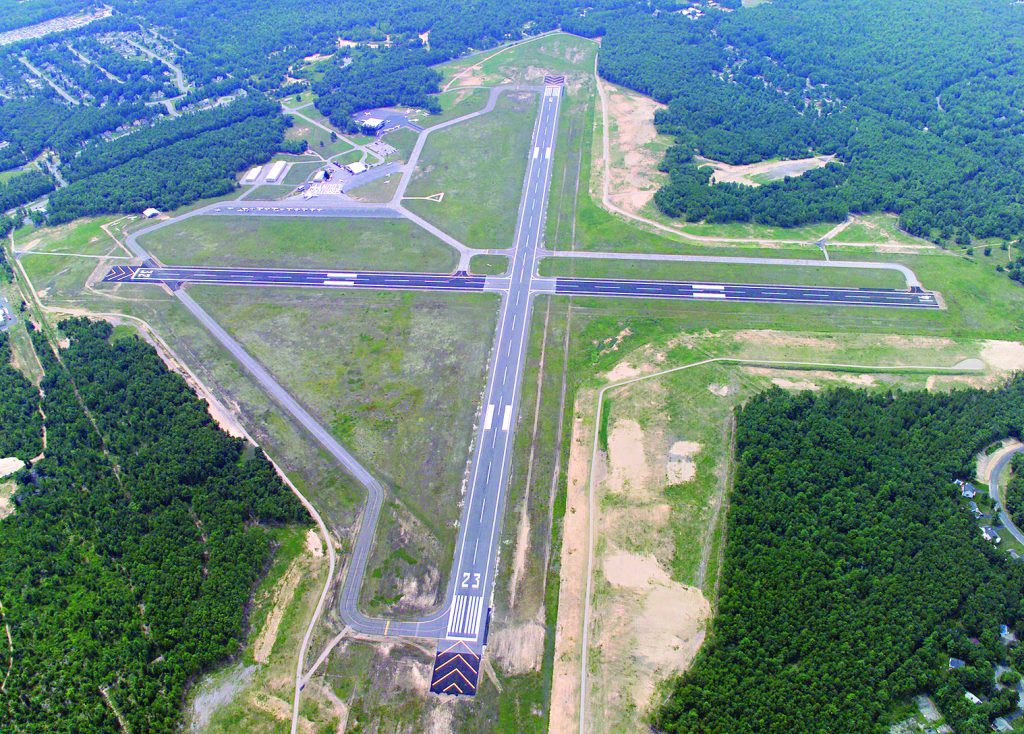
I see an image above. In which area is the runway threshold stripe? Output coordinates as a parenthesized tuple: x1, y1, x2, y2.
(484, 404, 495, 430)
(502, 405, 513, 431)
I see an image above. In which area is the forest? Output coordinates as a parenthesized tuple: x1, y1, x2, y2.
(1006, 455, 1024, 524)
(598, 0, 1024, 242)
(46, 96, 288, 222)
(0, 319, 307, 732)
(653, 380, 1024, 734)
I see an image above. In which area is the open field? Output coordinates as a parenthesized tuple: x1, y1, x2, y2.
(189, 285, 499, 616)
(418, 88, 490, 127)
(440, 33, 597, 90)
(405, 90, 539, 249)
(698, 154, 837, 187)
(831, 213, 931, 245)
(139, 215, 458, 272)
(284, 110, 354, 157)
(347, 172, 400, 203)
(600, 79, 671, 215)
(538, 256, 907, 289)
(282, 161, 323, 185)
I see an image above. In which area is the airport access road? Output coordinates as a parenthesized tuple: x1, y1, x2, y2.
(989, 445, 1024, 545)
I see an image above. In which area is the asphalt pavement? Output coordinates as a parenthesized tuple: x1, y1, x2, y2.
(544, 277, 940, 309)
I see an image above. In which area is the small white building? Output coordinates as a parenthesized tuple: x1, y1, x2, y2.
(265, 160, 287, 183)
(242, 165, 263, 184)
(143, 207, 160, 218)
(361, 117, 385, 133)
(345, 161, 368, 175)
(312, 169, 326, 183)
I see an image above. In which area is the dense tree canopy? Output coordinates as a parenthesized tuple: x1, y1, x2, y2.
(654, 380, 1024, 734)
(0, 319, 307, 732)
(599, 0, 1024, 241)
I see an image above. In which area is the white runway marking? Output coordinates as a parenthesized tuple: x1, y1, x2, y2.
(484, 404, 495, 430)
(693, 292, 726, 299)
(501, 405, 513, 431)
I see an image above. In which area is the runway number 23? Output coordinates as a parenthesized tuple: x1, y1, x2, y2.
(461, 572, 481, 589)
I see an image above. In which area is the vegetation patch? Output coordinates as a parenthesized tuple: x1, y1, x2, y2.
(469, 253, 508, 275)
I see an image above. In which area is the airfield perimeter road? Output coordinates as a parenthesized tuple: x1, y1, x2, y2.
(105, 264, 941, 309)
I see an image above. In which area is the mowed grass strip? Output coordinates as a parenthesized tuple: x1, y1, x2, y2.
(404, 90, 539, 249)
(537, 256, 908, 289)
(469, 254, 509, 275)
(139, 215, 458, 272)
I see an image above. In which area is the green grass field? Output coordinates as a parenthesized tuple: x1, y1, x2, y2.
(439, 32, 598, 88)
(831, 213, 927, 245)
(139, 216, 458, 272)
(190, 286, 500, 613)
(418, 88, 490, 127)
(404, 90, 539, 249)
(538, 256, 908, 289)
(282, 162, 323, 185)
(469, 254, 509, 275)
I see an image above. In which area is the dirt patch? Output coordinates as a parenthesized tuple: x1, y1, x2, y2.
(508, 501, 530, 609)
(0, 458, 24, 478)
(490, 619, 546, 675)
(596, 548, 711, 726)
(666, 441, 701, 484)
(550, 409, 595, 734)
(0, 480, 15, 520)
(601, 79, 668, 214)
(731, 330, 838, 349)
(253, 561, 302, 664)
(607, 419, 652, 497)
(305, 528, 323, 558)
(981, 340, 1024, 371)
(708, 383, 731, 397)
(698, 154, 836, 187)
(250, 691, 313, 732)
(771, 377, 820, 391)
(603, 550, 671, 589)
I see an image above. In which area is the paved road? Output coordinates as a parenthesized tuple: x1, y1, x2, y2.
(543, 276, 940, 309)
(104, 265, 486, 293)
(990, 446, 1024, 544)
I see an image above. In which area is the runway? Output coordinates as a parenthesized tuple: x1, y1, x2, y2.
(549, 276, 940, 309)
(103, 264, 487, 292)
(104, 265, 940, 309)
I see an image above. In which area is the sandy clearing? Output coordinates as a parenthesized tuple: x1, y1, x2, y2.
(632, 584, 709, 702)
(981, 340, 1024, 371)
(667, 441, 701, 484)
(708, 383, 732, 397)
(0, 458, 24, 478)
(977, 439, 1024, 485)
(305, 528, 323, 558)
(698, 154, 836, 187)
(772, 377, 820, 391)
(253, 561, 302, 664)
(549, 409, 594, 734)
(601, 78, 668, 215)
(508, 500, 531, 610)
(490, 620, 546, 675)
(607, 419, 651, 497)
(250, 691, 314, 732)
(594, 549, 710, 730)
(0, 481, 13, 521)
(605, 361, 644, 382)
(603, 549, 672, 589)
